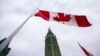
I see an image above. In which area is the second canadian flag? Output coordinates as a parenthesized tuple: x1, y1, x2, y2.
(34, 9, 92, 27)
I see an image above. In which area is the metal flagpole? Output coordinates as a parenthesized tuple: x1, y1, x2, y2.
(0, 8, 38, 52)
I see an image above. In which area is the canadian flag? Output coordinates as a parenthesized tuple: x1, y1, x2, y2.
(34, 10, 92, 27)
(77, 42, 93, 56)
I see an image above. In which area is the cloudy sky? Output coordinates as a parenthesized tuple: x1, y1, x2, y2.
(0, 0, 100, 56)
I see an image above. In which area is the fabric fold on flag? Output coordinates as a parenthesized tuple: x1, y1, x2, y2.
(75, 15, 92, 27)
(34, 9, 92, 27)
(77, 42, 93, 56)
(34, 10, 50, 21)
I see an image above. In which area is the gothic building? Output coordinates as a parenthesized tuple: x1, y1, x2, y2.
(45, 28, 61, 56)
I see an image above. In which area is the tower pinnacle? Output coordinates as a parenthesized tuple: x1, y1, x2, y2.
(46, 28, 54, 36)
(45, 28, 61, 56)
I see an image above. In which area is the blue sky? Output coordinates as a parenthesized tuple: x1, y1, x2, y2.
(0, 0, 100, 56)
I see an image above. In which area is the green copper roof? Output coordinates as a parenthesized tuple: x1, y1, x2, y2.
(0, 38, 11, 56)
(47, 28, 54, 36)
(45, 28, 61, 56)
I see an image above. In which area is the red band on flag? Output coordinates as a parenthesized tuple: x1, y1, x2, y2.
(75, 15, 92, 27)
(34, 10, 50, 21)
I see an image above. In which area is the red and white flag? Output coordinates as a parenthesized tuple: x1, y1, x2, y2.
(34, 10, 92, 27)
(77, 42, 93, 56)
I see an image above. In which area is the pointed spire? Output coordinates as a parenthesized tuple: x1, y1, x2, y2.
(0, 38, 6, 44)
(0, 38, 11, 56)
(45, 28, 61, 56)
(47, 28, 54, 36)
(0, 10, 32, 52)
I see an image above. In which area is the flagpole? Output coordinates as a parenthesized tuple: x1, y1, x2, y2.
(0, 8, 38, 52)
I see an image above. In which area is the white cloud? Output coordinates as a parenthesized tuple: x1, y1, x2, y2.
(0, 0, 100, 56)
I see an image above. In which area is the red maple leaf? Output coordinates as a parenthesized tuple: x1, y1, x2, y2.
(54, 13, 71, 22)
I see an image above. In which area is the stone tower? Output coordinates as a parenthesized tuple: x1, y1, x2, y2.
(45, 28, 61, 56)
